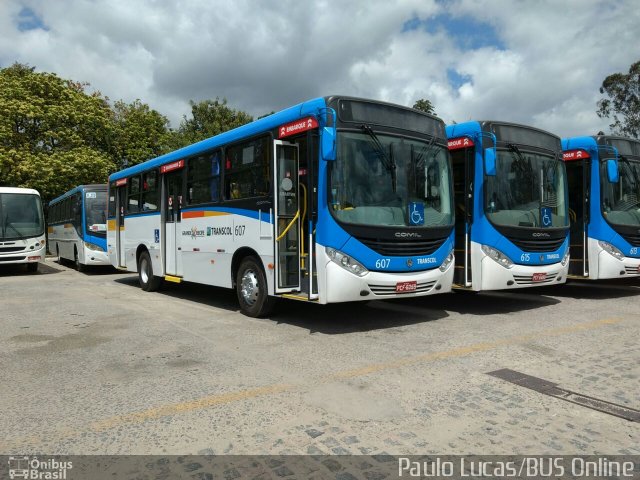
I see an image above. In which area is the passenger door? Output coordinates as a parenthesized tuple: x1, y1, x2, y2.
(163, 169, 184, 277)
(273, 141, 301, 293)
(115, 184, 127, 268)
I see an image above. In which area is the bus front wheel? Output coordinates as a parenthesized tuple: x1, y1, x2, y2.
(74, 248, 85, 272)
(236, 256, 276, 318)
(138, 250, 163, 292)
(27, 262, 38, 273)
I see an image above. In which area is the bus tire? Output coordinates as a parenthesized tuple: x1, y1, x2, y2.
(74, 248, 85, 272)
(236, 256, 276, 318)
(138, 250, 163, 292)
(27, 262, 38, 273)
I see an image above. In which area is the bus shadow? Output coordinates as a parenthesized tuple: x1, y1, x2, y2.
(534, 279, 640, 299)
(114, 276, 242, 311)
(0, 262, 62, 277)
(113, 276, 450, 334)
(53, 258, 120, 275)
(400, 290, 561, 315)
(272, 299, 449, 334)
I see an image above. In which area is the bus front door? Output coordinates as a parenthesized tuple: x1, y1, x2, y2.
(274, 141, 301, 293)
(452, 147, 474, 287)
(163, 171, 184, 277)
(566, 158, 589, 277)
(116, 185, 126, 268)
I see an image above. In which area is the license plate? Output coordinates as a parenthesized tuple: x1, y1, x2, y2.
(532, 273, 547, 282)
(396, 281, 417, 292)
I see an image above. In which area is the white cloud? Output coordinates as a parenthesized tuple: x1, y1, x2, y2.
(0, 0, 638, 138)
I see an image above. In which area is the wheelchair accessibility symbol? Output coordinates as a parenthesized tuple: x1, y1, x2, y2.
(409, 202, 425, 226)
(541, 207, 552, 227)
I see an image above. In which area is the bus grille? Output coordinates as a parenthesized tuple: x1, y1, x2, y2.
(508, 237, 565, 253)
(624, 266, 640, 275)
(513, 272, 558, 285)
(0, 246, 25, 253)
(368, 280, 437, 296)
(620, 232, 640, 247)
(358, 236, 448, 256)
(0, 256, 26, 262)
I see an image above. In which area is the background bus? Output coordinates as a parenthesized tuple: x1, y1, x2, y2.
(562, 135, 640, 279)
(0, 187, 45, 272)
(107, 96, 456, 316)
(446, 121, 570, 291)
(48, 184, 109, 271)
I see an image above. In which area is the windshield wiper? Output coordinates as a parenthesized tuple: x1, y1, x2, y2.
(361, 124, 397, 193)
(3, 214, 23, 239)
(507, 143, 528, 168)
(619, 156, 640, 209)
(413, 134, 439, 168)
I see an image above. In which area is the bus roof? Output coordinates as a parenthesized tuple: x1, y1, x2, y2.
(49, 184, 107, 206)
(0, 187, 41, 196)
(109, 96, 329, 182)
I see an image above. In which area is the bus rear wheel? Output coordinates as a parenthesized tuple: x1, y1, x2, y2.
(138, 250, 163, 292)
(236, 256, 276, 318)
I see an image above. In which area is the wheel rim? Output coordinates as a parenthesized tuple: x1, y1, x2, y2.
(140, 257, 149, 284)
(240, 268, 259, 306)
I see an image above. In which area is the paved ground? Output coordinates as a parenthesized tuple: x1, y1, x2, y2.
(0, 259, 638, 457)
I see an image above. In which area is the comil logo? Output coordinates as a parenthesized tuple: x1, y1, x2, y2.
(8, 456, 73, 479)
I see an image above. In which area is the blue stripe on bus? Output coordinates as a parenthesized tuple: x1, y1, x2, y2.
(109, 97, 328, 182)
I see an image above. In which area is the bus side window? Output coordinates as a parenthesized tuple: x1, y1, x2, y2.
(224, 137, 270, 200)
(127, 176, 141, 213)
(141, 170, 159, 211)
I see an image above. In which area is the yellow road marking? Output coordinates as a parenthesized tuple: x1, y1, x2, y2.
(1, 317, 622, 448)
(325, 318, 621, 381)
(91, 384, 292, 431)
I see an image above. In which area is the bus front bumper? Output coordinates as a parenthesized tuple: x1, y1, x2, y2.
(597, 251, 640, 278)
(83, 247, 110, 266)
(323, 261, 454, 303)
(480, 257, 569, 290)
(0, 243, 46, 265)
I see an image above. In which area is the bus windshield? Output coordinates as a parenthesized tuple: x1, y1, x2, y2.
(485, 148, 568, 228)
(329, 131, 453, 227)
(0, 193, 44, 240)
(85, 190, 107, 237)
(601, 157, 640, 226)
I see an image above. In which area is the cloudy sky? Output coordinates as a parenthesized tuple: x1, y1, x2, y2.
(1, 0, 638, 137)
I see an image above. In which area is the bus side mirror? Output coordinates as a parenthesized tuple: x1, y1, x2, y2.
(322, 127, 336, 161)
(484, 148, 496, 176)
(606, 159, 619, 183)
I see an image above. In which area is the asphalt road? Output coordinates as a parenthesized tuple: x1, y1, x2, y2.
(0, 259, 638, 456)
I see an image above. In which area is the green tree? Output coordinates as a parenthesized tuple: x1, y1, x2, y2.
(596, 60, 640, 139)
(111, 99, 171, 168)
(0, 63, 116, 201)
(412, 98, 437, 116)
(174, 97, 253, 147)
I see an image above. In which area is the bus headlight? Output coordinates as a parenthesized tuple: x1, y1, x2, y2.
(481, 245, 514, 269)
(598, 241, 624, 260)
(561, 249, 570, 266)
(439, 251, 454, 272)
(326, 248, 368, 277)
(85, 242, 105, 252)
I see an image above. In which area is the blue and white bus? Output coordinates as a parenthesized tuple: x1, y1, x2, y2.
(562, 135, 640, 279)
(0, 187, 46, 273)
(48, 184, 109, 271)
(446, 121, 570, 291)
(107, 96, 456, 316)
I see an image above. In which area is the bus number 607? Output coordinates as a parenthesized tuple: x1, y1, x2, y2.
(375, 258, 391, 269)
